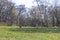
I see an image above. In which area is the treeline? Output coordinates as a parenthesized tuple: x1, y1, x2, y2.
(0, 0, 60, 27)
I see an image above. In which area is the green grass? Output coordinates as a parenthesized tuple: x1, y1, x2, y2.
(0, 26, 60, 40)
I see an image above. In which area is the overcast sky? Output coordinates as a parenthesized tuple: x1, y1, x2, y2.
(12, 0, 60, 8)
(12, 0, 54, 8)
(12, 0, 34, 8)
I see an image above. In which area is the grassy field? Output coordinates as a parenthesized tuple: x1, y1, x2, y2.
(0, 26, 60, 40)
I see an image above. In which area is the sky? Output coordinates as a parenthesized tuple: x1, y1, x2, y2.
(12, 0, 60, 8)
(12, 0, 34, 8)
(12, 0, 54, 8)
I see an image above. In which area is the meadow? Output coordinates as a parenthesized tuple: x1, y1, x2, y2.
(0, 26, 60, 40)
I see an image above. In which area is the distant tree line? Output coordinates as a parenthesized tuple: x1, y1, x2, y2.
(0, 0, 60, 27)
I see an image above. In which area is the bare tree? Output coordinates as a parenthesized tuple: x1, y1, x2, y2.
(16, 5, 26, 27)
(0, 0, 16, 26)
